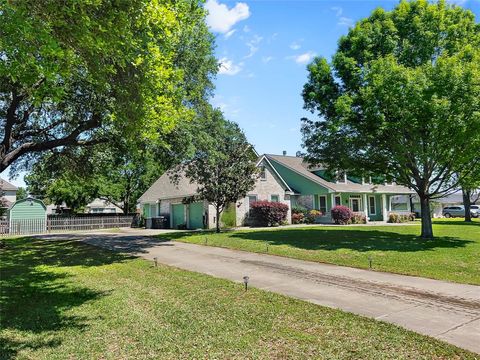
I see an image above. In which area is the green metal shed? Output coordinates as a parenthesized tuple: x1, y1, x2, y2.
(9, 197, 47, 234)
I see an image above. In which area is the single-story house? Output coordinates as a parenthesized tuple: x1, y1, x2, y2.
(0, 178, 18, 211)
(139, 153, 415, 229)
(85, 199, 123, 214)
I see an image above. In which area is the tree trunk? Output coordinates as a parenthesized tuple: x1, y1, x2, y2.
(462, 188, 472, 222)
(419, 196, 433, 239)
(216, 206, 221, 233)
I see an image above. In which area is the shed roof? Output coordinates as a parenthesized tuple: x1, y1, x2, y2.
(139, 169, 199, 203)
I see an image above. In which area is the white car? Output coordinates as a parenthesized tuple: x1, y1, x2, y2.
(470, 205, 479, 218)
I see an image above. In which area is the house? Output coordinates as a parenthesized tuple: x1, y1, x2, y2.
(139, 153, 415, 229)
(84, 199, 124, 214)
(0, 178, 17, 214)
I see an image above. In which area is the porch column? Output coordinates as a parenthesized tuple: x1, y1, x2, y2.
(330, 193, 335, 210)
(363, 193, 369, 223)
(382, 194, 388, 222)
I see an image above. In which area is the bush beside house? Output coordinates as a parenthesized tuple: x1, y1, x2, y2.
(388, 212, 416, 223)
(250, 201, 289, 227)
(331, 206, 353, 225)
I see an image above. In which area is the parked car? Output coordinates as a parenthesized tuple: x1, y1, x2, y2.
(442, 206, 465, 218)
(442, 205, 479, 218)
(470, 205, 479, 218)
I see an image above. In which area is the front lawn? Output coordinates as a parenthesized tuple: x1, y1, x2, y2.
(163, 218, 480, 285)
(1, 237, 476, 359)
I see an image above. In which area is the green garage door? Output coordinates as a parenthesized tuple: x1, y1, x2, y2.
(172, 203, 185, 229)
(188, 202, 204, 229)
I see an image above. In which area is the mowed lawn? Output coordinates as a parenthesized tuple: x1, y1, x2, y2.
(1, 237, 476, 359)
(164, 219, 480, 285)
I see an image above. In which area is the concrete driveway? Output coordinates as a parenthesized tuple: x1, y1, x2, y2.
(48, 230, 480, 354)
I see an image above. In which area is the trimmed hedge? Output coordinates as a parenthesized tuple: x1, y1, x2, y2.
(331, 205, 353, 225)
(388, 212, 416, 223)
(250, 201, 289, 226)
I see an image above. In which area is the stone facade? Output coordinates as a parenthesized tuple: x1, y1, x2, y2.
(235, 160, 291, 226)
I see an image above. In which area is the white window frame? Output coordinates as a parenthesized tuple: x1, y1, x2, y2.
(270, 194, 279, 202)
(259, 165, 267, 181)
(349, 195, 362, 212)
(334, 195, 341, 206)
(368, 196, 376, 215)
(248, 195, 258, 208)
(318, 195, 327, 213)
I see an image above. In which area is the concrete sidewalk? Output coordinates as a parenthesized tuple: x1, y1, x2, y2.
(76, 234, 480, 354)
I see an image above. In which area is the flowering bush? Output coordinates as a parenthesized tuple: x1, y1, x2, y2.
(331, 205, 353, 225)
(250, 201, 289, 226)
(350, 213, 366, 224)
(291, 213, 305, 224)
(305, 209, 323, 224)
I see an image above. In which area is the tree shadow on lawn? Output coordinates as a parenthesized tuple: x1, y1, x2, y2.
(227, 228, 474, 252)
(159, 228, 473, 253)
(0, 237, 133, 359)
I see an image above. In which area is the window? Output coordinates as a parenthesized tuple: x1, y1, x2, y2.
(335, 195, 341, 206)
(259, 165, 266, 180)
(271, 194, 279, 202)
(369, 196, 376, 215)
(319, 195, 327, 213)
(349, 195, 361, 212)
(336, 171, 347, 184)
(248, 195, 257, 208)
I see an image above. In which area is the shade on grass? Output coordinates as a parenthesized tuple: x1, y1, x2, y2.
(162, 219, 480, 285)
(0, 237, 476, 359)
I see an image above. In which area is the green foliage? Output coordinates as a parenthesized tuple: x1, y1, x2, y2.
(182, 110, 258, 232)
(15, 187, 27, 201)
(301, 0, 480, 238)
(0, 0, 217, 172)
(220, 203, 237, 228)
(388, 213, 416, 223)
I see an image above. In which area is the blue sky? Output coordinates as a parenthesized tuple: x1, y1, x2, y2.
(206, 0, 480, 156)
(6, 0, 480, 188)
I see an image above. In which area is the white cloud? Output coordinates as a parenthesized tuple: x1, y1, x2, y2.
(331, 6, 354, 27)
(212, 95, 241, 118)
(218, 57, 243, 75)
(205, 0, 250, 33)
(262, 56, 273, 63)
(243, 25, 251, 33)
(224, 29, 236, 39)
(289, 51, 316, 65)
(290, 41, 301, 50)
(244, 34, 263, 59)
(446, 0, 467, 5)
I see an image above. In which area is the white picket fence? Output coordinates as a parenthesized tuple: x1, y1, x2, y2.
(0, 215, 134, 236)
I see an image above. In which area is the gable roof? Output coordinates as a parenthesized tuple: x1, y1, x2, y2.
(256, 155, 293, 193)
(0, 178, 18, 191)
(139, 169, 199, 203)
(266, 154, 414, 194)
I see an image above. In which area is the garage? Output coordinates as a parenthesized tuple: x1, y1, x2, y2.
(171, 203, 186, 229)
(188, 202, 204, 229)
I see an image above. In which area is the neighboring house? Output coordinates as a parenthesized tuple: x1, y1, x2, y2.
(0, 178, 18, 210)
(84, 198, 124, 214)
(139, 153, 415, 229)
(403, 192, 479, 218)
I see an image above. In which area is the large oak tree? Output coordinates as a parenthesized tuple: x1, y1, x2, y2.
(0, 0, 217, 173)
(301, 0, 480, 238)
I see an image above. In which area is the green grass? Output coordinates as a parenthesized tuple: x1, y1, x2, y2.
(1, 237, 476, 359)
(161, 218, 480, 285)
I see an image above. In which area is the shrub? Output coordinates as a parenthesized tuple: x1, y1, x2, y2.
(388, 213, 416, 223)
(291, 206, 307, 215)
(351, 213, 366, 224)
(331, 205, 353, 225)
(250, 201, 289, 226)
(291, 213, 305, 224)
(305, 209, 323, 224)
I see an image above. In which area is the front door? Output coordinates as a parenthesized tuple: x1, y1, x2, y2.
(350, 198, 360, 212)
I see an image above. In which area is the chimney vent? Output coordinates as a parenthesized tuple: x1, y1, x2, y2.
(282, 150, 287, 156)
